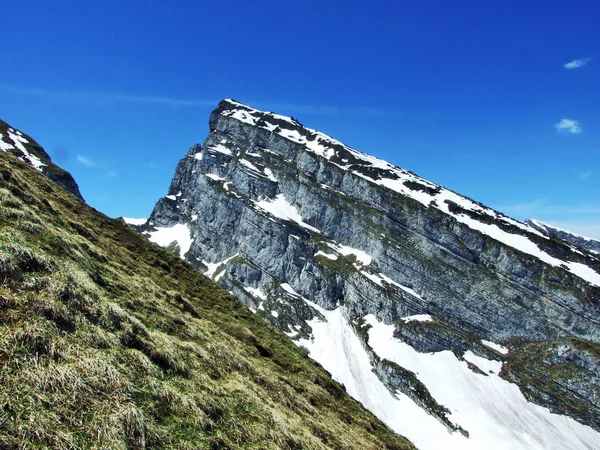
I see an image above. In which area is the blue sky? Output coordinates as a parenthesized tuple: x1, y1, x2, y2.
(2, 0, 599, 237)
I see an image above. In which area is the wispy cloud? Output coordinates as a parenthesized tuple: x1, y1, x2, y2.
(77, 154, 118, 178)
(76, 155, 96, 167)
(555, 118, 582, 134)
(498, 199, 600, 217)
(579, 171, 592, 180)
(496, 199, 600, 239)
(564, 57, 592, 69)
(0, 82, 217, 108)
(0, 82, 400, 118)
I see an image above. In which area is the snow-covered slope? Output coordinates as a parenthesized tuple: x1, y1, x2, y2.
(299, 296, 599, 450)
(143, 99, 600, 449)
(526, 219, 600, 255)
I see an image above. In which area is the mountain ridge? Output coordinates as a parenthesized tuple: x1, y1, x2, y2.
(525, 218, 600, 254)
(0, 118, 83, 200)
(145, 99, 600, 449)
(0, 149, 414, 449)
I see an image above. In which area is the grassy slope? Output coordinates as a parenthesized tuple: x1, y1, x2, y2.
(0, 152, 414, 450)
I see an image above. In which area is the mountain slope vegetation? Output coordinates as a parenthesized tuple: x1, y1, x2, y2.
(0, 151, 414, 450)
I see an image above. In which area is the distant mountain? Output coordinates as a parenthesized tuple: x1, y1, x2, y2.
(0, 145, 412, 448)
(526, 219, 600, 254)
(0, 119, 83, 199)
(145, 99, 600, 449)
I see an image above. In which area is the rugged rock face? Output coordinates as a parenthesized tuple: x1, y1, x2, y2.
(145, 99, 600, 449)
(526, 218, 600, 254)
(0, 119, 83, 200)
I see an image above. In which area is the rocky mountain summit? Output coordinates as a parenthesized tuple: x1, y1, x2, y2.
(143, 99, 600, 449)
(0, 118, 83, 200)
(526, 218, 600, 254)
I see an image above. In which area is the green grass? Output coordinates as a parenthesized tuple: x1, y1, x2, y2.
(0, 153, 414, 449)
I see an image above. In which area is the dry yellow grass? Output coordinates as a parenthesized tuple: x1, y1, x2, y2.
(0, 152, 414, 449)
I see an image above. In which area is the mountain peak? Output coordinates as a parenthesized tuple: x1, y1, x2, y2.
(144, 100, 600, 449)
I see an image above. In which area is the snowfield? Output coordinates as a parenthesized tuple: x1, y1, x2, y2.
(297, 300, 600, 450)
(147, 224, 193, 258)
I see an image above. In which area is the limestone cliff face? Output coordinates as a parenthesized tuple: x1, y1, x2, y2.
(145, 99, 600, 444)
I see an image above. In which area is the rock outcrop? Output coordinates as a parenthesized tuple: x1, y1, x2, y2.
(144, 99, 600, 449)
(0, 119, 83, 200)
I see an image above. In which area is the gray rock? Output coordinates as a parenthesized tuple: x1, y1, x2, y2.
(146, 99, 600, 432)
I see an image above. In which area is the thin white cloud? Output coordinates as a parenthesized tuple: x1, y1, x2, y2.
(555, 118, 582, 134)
(76, 155, 95, 167)
(0, 82, 216, 108)
(0, 83, 398, 118)
(564, 57, 591, 69)
(579, 171, 592, 180)
(498, 199, 600, 216)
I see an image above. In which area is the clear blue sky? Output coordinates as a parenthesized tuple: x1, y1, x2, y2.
(2, 0, 599, 237)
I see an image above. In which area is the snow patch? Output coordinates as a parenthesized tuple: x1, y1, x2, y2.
(0, 133, 14, 151)
(481, 340, 509, 355)
(315, 250, 338, 260)
(148, 224, 193, 258)
(202, 253, 239, 280)
(364, 314, 600, 450)
(244, 286, 267, 301)
(122, 217, 147, 226)
(401, 314, 433, 323)
(206, 143, 232, 155)
(326, 242, 372, 265)
(254, 194, 320, 233)
(263, 167, 277, 182)
(205, 173, 225, 181)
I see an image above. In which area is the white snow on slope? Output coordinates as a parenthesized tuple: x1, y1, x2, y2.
(0, 131, 45, 171)
(481, 340, 509, 355)
(364, 314, 600, 450)
(244, 285, 267, 301)
(202, 253, 239, 280)
(123, 217, 147, 226)
(220, 101, 600, 287)
(147, 224, 193, 258)
(206, 143, 232, 156)
(401, 314, 433, 323)
(254, 194, 320, 233)
(297, 302, 469, 450)
(296, 300, 600, 450)
(205, 173, 225, 181)
(529, 219, 600, 243)
(0, 133, 13, 151)
(325, 242, 372, 265)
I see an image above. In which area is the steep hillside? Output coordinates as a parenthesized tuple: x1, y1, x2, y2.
(0, 151, 414, 449)
(0, 119, 83, 199)
(145, 99, 600, 450)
